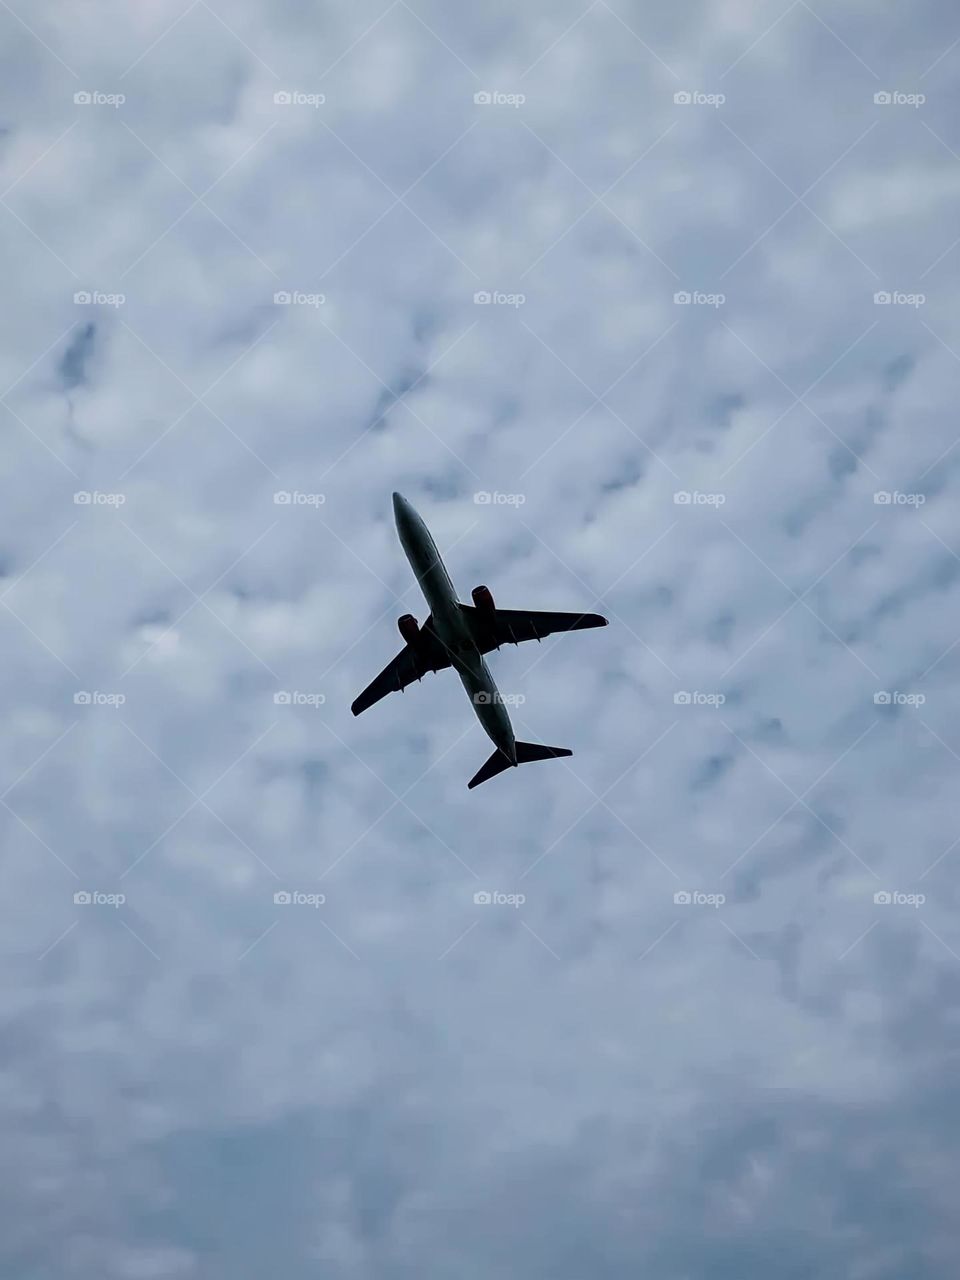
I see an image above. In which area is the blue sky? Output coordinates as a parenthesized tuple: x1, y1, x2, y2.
(3, 1, 960, 1276)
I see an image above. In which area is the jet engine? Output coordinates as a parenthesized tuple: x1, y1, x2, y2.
(397, 614, 419, 645)
(471, 585, 495, 614)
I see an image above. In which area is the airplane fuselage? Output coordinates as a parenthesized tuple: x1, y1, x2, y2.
(392, 492, 517, 765)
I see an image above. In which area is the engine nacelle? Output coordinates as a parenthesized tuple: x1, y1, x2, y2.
(472, 584, 495, 613)
(397, 614, 419, 645)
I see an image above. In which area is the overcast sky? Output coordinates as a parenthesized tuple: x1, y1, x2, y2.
(3, 1, 960, 1276)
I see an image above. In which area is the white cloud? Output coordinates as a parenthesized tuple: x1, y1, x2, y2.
(3, 0, 960, 1275)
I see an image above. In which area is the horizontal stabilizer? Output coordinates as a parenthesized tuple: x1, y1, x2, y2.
(467, 741, 572, 790)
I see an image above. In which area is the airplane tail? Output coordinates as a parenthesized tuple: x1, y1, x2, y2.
(467, 741, 572, 789)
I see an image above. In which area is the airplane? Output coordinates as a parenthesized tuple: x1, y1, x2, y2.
(351, 492, 608, 789)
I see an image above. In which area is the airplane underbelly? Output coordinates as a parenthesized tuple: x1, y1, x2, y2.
(459, 655, 514, 752)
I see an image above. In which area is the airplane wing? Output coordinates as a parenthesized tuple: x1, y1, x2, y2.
(459, 604, 607, 654)
(351, 618, 452, 716)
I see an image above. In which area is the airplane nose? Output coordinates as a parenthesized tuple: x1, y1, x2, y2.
(393, 491, 415, 533)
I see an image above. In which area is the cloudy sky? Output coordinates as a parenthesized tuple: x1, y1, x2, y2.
(3, 0, 960, 1275)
